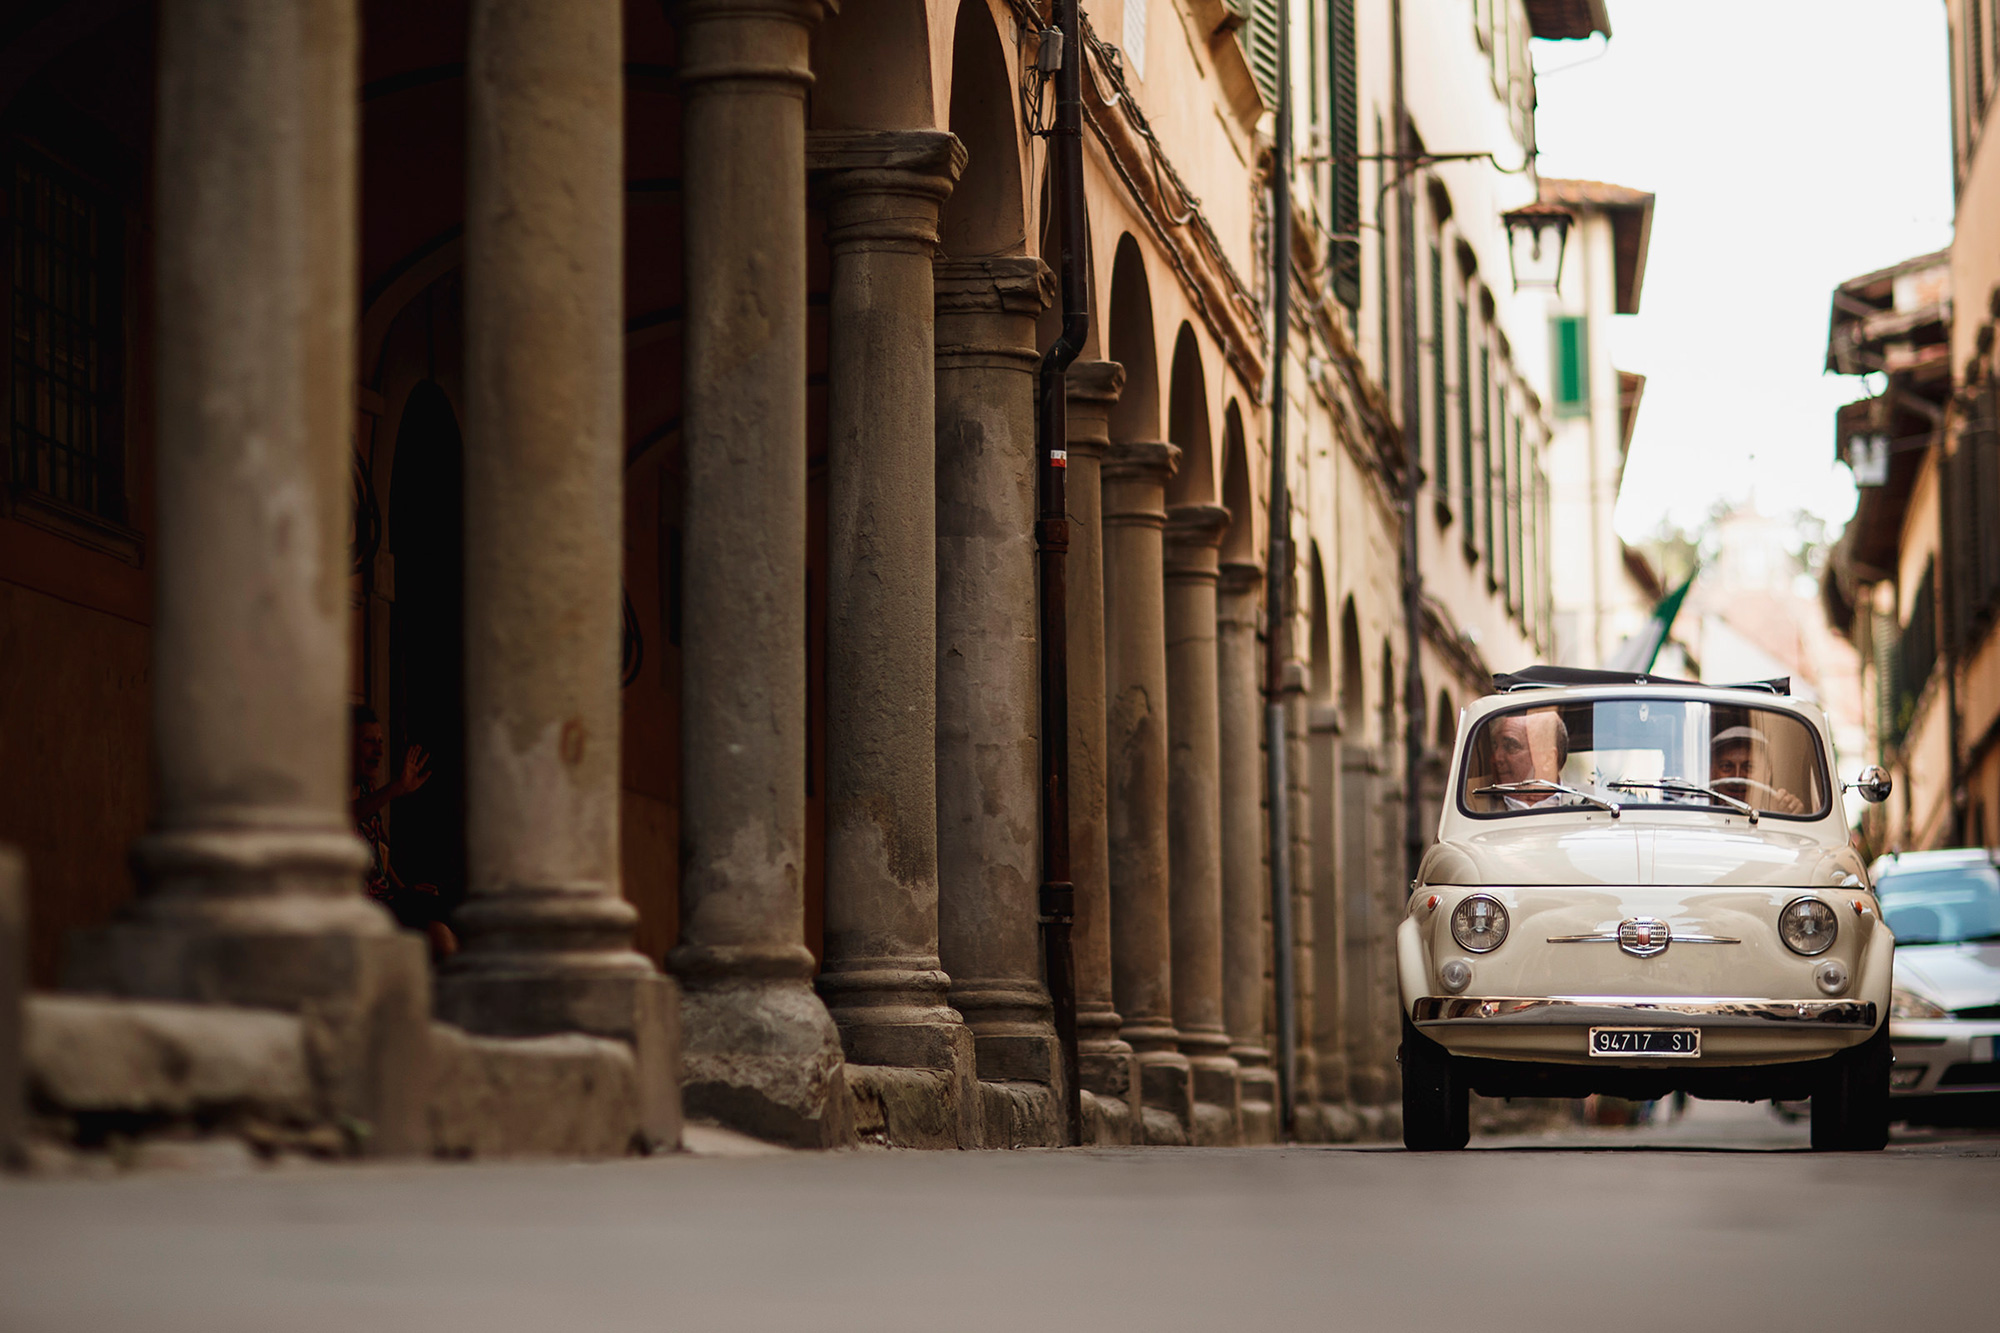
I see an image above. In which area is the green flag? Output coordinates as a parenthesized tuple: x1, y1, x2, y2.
(1604, 567, 1697, 673)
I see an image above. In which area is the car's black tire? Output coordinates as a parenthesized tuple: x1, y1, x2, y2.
(1401, 1013, 1470, 1150)
(1811, 1023, 1891, 1152)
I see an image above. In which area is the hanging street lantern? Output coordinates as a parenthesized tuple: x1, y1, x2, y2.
(1501, 201, 1573, 291)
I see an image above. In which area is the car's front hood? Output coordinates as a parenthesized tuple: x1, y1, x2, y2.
(1423, 820, 1865, 889)
(1894, 942, 2000, 1012)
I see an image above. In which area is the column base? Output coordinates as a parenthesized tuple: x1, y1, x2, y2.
(845, 1062, 970, 1149)
(817, 964, 979, 1147)
(1349, 1064, 1394, 1107)
(1, 849, 22, 1165)
(820, 1009, 978, 1148)
(674, 972, 854, 1149)
(1136, 1051, 1194, 1145)
(1078, 1045, 1140, 1145)
(1189, 1054, 1243, 1147)
(435, 968, 681, 1150)
(1235, 1063, 1280, 1144)
(64, 919, 431, 1156)
(977, 1078, 1065, 1149)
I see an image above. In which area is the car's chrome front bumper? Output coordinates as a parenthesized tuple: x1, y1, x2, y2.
(1410, 995, 1881, 1067)
(1413, 996, 1878, 1027)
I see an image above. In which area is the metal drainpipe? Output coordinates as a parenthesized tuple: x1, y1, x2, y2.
(1036, 0, 1089, 1148)
(1264, 0, 1299, 1138)
(1392, 0, 1427, 889)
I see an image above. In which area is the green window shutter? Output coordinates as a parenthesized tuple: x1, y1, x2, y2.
(1976, 0, 1988, 120)
(1328, 0, 1360, 309)
(1375, 116, 1390, 388)
(1552, 315, 1590, 416)
(1504, 404, 1512, 592)
(1457, 299, 1474, 546)
(1479, 347, 1493, 571)
(1510, 417, 1525, 615)
(1244, 0, 1281, 109)
(1431, 244, 1447, 504)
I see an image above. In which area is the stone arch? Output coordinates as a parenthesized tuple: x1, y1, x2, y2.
(1035, 152, 1098, 354)
(939, 0, 1025, 258)
(1219, 401, 1253, 564)
(1379, 639, 1397, 750)
(1339, 597, 1365, 735)
(810, 0, 936, 129)
(1165, 323, 1213, 504)
(1106, 234, 1160, 441)
(1308, 547, 1334, 705)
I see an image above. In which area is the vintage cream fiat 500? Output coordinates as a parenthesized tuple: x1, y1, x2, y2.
(1399, 667, 1894, 1151)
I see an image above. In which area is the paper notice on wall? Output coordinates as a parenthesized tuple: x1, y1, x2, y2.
(1123, 0, 1147, 81)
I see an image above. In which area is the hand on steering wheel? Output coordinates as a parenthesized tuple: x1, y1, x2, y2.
(1711, 776, 1805, 814)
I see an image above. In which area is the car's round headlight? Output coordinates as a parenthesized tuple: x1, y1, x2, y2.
(1890, 986, 1948, 1019)
(1451, 895, 1509, 953)
(1778, 897, 1838, 956)
(1439, 959, 1473, 993)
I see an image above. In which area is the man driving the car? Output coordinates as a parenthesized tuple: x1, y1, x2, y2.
(1710, 725, 1806, 815)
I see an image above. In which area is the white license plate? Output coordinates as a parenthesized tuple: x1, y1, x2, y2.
(1589, 1026, 1701, 1058)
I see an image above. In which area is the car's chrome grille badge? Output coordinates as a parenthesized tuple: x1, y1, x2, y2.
(1618, 917, 1670, 957)
(1547, 919, 1741, 953)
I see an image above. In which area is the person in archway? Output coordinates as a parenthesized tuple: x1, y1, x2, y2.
(351, 705, 457, 959)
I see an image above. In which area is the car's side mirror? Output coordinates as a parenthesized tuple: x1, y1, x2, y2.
(1847, 765, 1893, 803)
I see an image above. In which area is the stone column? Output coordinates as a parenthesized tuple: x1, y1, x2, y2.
(1163, 504, 1239, 1146)
(1, 847, 21, 1163)
(1217, 561, 1276, 1143)
(435, 0, 678, 1146)
(808, 131, 976, 1150)
(1309, 702, 1354, 1137)
(69, 0, 428, 1155)
(1102, 441, 1192, 1144)
(668, 0, 849, 1148)
(1064, 360, 1138, 1145)
(933, 256, 1061, 1149)
(1285, 661, 1325, 1128)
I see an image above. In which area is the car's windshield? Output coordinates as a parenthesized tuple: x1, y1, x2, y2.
(1459, 696, 1829, 819)
(1876, 864, 2000, 945)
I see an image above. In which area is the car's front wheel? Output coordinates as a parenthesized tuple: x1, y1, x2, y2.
(1811, 1023, 1891, 1152)
(1401, 1013, 1470, 1150)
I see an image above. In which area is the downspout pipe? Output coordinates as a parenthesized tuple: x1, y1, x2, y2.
(1264, 0, 1299, 1138)
(1392, 0, 1427, 889)
(1036, 0, 1089, 1148)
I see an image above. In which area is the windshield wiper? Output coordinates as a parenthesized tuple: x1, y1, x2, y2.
(1473, 780, 1622, 818)
(1608, 778, 1759, 825)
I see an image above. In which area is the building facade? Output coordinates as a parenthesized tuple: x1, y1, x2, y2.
(2, 0, 1610, 1160)
(1536, 177, 1653, 670)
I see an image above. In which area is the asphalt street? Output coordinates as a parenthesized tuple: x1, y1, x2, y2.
(3, 1100, 1995, 1333)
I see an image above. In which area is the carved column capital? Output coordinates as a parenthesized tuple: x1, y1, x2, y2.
(678, 0, 831, 93)
(1064, 359, 1125, 459)
(810, 131, 965, 256)
(1217, 560, 1265, 596)
(1102, 440, 1181, 481)
(934, 255, 1055, 316)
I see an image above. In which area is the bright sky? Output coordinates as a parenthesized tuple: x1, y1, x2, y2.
(1531, 0, 1955, 541)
